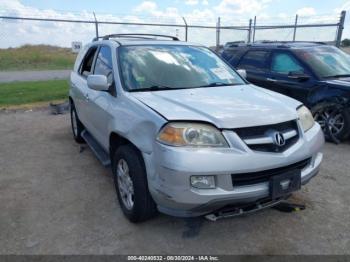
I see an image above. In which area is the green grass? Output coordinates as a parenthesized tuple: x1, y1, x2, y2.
(0, 45, 76, 71)
(0, 80, 69, 107)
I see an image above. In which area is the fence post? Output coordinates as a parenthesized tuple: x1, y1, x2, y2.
(292, 14, 298, 41)
(336, 10, 346, 47)
(216, 17, 221, 51)
(252, 16, 256, 43)
(182, 17, 188, 41)
(93, 12, 99, 38)
(247, 19, 252, 43)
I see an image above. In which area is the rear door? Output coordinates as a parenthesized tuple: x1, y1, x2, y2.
(267, 50, 316, 103)
(236, 49, 271, 87)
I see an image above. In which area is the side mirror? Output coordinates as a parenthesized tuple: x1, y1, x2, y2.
(237, 69, 247, 79)
(87, 75, 109, 91)
(288, 71, 310, 81)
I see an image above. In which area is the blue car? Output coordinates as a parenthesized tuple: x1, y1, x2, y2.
(222, 41, 350, 141)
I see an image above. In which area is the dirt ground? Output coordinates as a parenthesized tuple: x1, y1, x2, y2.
(0, 108, 349, 255)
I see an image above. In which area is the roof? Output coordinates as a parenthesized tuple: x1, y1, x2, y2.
(92, 34, 196, 46)
(109, 38, 193, 46)
(224, 41, 327, 49)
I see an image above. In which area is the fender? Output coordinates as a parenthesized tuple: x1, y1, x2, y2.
(308, 83, 350, 108)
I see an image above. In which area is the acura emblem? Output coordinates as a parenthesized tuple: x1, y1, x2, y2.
(273, 132, 285, 146)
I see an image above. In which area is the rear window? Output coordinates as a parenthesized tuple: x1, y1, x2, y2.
(238, 50, 269, 71)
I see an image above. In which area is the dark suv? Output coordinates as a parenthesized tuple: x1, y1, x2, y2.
(222, 41, 350, 141)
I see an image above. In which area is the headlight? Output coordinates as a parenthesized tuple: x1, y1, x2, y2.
(297, 105, 315, 132)
(157, 122, 228, 147)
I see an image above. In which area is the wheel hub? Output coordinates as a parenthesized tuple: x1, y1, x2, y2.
(314, 108, 345, 137)
(116, 159, 134, 210)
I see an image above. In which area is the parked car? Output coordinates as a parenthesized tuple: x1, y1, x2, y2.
(221, 41, 350, 141)
(69, 34, 324, 222)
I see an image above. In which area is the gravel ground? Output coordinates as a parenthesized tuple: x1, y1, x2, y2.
(0, 70, 70, 83)
(0, 108, 349, 255)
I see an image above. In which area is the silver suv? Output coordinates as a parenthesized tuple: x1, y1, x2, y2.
(69, 34, 324, 222)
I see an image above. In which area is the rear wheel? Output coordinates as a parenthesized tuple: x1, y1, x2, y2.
(112, 144, 157, 222)
(312, 102, 350, 142)
(70, 103, 85, 143)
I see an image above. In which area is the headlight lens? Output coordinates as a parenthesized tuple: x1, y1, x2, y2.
(297, 105, 315, 132)
(157, 122, 228, 147)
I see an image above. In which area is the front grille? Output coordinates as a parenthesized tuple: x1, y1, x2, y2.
(231, 158, 311, 187)
(234, 120, 299, 153)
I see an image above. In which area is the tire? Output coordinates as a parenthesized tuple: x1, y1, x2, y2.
(70, 103, 85, 144)
(112, 144, 157, 223)
(312, 102, 350, 142)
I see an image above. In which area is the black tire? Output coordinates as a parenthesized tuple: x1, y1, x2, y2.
(70, 102, 85, 144)
(312, 102, 350, 142)
(112, 144, 157, 223)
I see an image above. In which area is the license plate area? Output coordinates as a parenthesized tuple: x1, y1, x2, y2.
(270, 170, 301, 199)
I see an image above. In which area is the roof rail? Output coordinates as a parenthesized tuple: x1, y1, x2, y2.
(93, 33, 179, 42)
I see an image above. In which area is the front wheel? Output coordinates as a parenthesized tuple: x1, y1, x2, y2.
(312, 102, 350, 142)
(112, 144, 157, 223)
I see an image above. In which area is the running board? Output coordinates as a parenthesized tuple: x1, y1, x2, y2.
(81, 130, 111, 167)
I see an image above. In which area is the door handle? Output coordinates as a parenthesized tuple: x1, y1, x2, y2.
(85, 94, 89, 101)
(267, 78, 277, 82)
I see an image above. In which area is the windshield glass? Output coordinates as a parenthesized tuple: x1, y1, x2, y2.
(295, 46, 350, 78)
(118, 45, 245, 91)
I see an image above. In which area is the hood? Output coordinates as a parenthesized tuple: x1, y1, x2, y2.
(131, 84, 301, 129)
(322, 77, 350, 90)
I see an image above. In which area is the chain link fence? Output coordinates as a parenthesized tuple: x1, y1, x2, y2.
(0, 10, 346, 49)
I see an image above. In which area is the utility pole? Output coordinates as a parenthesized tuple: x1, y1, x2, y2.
(216, 17, 221, 51)
(247, 18, 252, 43)
(182, 17, 188, 41)
(293, 14, 298, 41)
(93, 12, 99, 38)
(336, 10, 346, 47)
(252, 16, 256, 43)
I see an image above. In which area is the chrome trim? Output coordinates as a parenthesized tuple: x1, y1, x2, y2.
(244, 129, 298, 145)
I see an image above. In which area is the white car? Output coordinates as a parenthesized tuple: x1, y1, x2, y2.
(69, 34, 324, 222)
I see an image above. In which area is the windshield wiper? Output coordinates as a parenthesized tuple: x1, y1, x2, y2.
(323, 74, 350, 79)
(198, 82, 236, 88)
(129, 85, 183, 92)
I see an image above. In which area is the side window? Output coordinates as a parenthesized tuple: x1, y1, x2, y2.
(271, 52, 304, 74)
(80, 47, 98, 77)
(238, 50, 269, 72)
(94, 46, 114, 85)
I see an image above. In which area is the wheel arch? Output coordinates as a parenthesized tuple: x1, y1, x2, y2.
(109, 132, 144, 164)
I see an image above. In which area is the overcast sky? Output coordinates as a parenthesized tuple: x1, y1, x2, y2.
(0, 0, 350, 48)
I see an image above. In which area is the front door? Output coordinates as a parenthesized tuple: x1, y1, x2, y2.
(267, 51, 315, 104)
(86, 45, 116, 150)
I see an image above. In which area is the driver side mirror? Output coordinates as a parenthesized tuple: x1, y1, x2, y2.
(288, 71, 310, 81)
(87, 75, 109, 91)
(237, 69, 247, 79)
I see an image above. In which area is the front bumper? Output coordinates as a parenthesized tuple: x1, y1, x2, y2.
(143, 123, 324, 217)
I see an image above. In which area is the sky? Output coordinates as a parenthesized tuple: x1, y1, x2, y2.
(1, 0, 350, 48)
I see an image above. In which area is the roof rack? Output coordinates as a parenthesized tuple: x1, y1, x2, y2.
(93, 33, 179, 42)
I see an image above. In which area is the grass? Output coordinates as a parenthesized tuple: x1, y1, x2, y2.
(0, 80, 69, 108)
(0, 45, 76, 71)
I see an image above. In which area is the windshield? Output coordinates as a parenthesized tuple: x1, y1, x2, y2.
(118, 45, 245, 91)
(295, 46, 350, 78)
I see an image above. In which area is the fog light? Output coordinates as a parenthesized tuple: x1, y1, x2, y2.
(190, 175, 216, 189)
